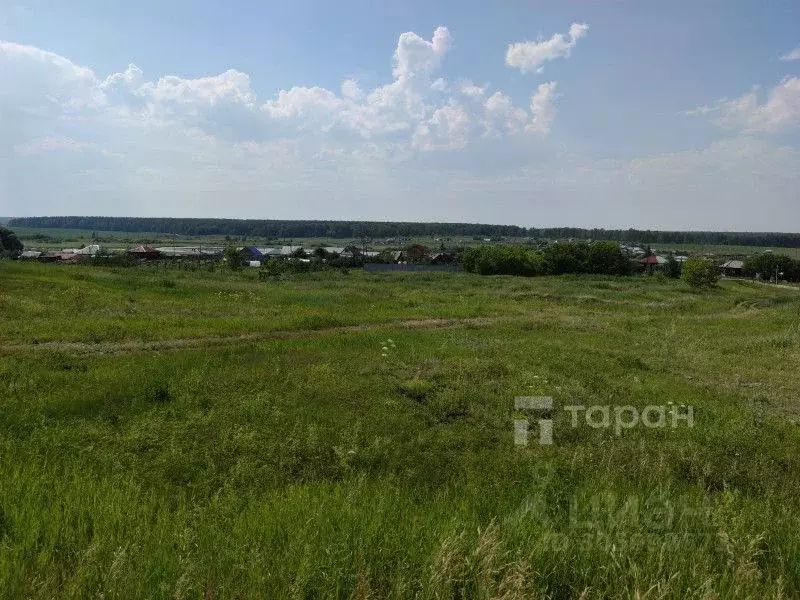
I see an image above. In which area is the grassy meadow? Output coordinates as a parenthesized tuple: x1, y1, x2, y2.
(2, 261, 800, 598)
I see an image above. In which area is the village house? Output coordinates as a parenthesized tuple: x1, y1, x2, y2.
(404, 244, 430, 262)
(721, 260, 745, 277)
(128, 245, 160, 260)
(240, 246, 265, 262)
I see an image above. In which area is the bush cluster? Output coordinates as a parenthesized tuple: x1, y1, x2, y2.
(460, 242, 632, 277)
(681, 258, 719, 289)
(258, 257, 359, 279)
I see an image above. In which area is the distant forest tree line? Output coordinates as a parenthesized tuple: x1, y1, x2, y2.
(8, 217, 800, 248)
(9, 217, 525, 239)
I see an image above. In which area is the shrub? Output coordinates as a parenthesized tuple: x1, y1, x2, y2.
(682, 257, 718, 289)
(224, 246, 247, 270)
(259, 258, 334, 279)
(260, 258, 287, 278)
(460, 246, 544, 276)
(149, 384, 173, 403)
(398, 378, 433, 401)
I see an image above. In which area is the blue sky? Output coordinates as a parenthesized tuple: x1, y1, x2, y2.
(1, 0, 799, 229)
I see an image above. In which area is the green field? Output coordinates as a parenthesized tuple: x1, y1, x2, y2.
(2, 262, 800, 598)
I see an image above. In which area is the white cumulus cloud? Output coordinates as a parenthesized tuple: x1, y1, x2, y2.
(458, 80, 486, 98)
(0, 27, 571, 218)
(689, 77, 800, 134)
(527, 82, 558, 136)
(264, 86, 343, 121)
(394, 26, 451, 80)
(142, 70, 256, 108)
(484, 92, 529, 136)
(0, 40, 103, 111)
(506, 23, 588, 74)
(412, 103, 471, 150)
(0, 27, 554, 152)
(2, 28, 799, 229)
(340, 79, 364, 101)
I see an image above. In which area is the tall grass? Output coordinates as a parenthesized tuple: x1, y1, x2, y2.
(1, 262, 800, 597)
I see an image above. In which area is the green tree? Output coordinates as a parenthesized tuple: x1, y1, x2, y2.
(744, 253, 798, 282)
(586, 242, 631, 275)
(259, 258, 286, 278)
(0, 227, 23, 257)
(541, 242, 589, 275)
(224, 246, 246, 270)
(664, 254, 682, 278)
(682, 258, 718, 289)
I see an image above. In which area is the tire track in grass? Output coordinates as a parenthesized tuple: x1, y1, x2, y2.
(0, 316, 514, 356)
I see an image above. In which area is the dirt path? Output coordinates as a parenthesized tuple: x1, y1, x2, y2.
(0, 316, 512, 357)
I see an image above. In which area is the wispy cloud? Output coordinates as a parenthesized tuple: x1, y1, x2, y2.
(780, 47, 800, 61)
(686, 77, 800, 134)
